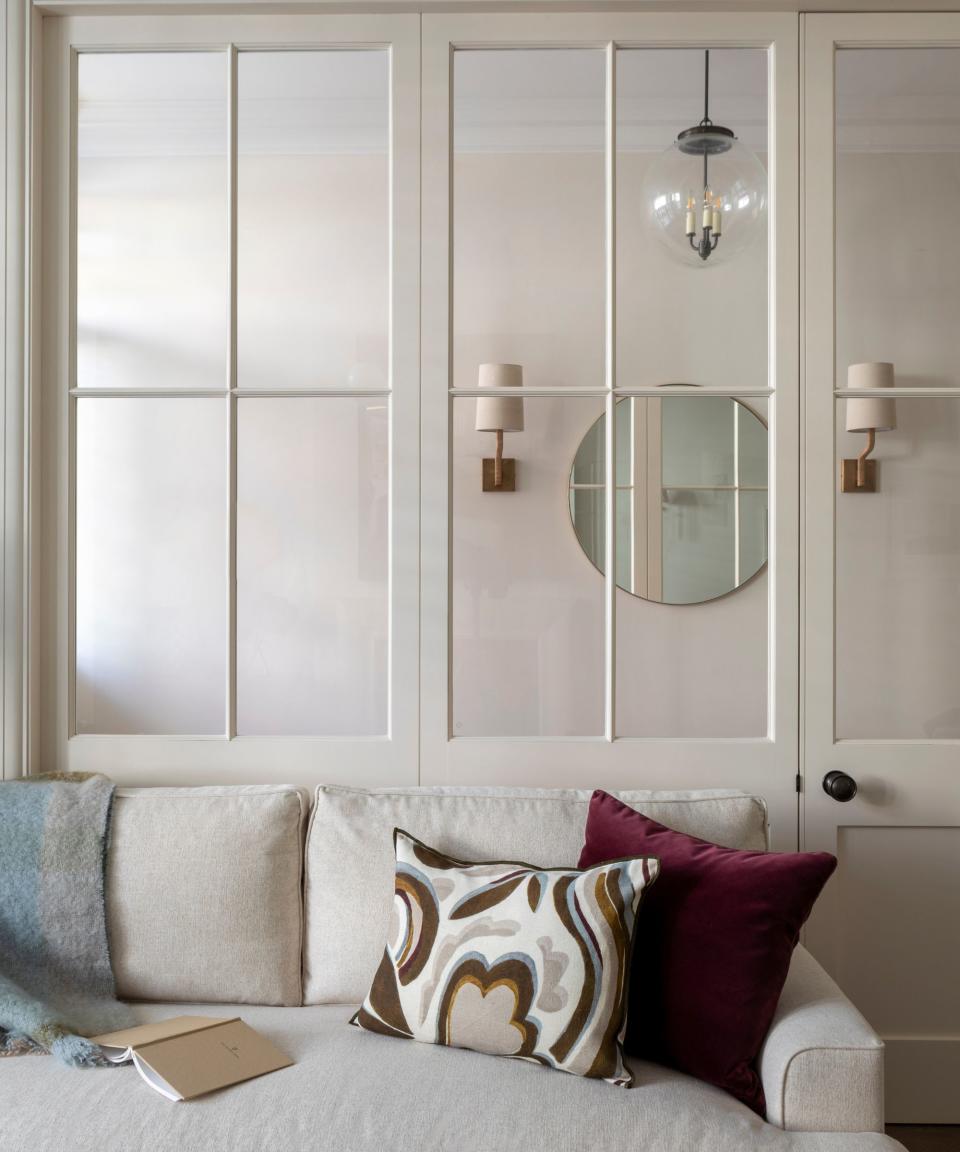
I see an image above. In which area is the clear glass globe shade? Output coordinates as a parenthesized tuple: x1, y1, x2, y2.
(642, 135, 767, 267)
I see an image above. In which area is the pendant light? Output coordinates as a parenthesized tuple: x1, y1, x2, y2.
(642, 50, 766, 266)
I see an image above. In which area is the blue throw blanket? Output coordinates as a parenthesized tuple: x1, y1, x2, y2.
(0, 772, 136, 1065)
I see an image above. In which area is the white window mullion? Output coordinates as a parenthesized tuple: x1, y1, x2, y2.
(226, 43, 238, 740)
(603, 40, 616, 744)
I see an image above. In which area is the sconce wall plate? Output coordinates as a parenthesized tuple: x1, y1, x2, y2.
(482, 458, 516, 492)
(840, 457, 877, 493)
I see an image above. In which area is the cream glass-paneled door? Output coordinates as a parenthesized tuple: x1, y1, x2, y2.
(33, 14, 420, 784)
(804, 14, 960, 1122)
(421, 13, 801, 847)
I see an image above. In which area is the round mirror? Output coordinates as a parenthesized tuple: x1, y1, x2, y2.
(569, 395, 767, 605)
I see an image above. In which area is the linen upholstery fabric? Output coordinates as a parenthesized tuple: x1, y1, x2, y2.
(107, 785, 307, 1006)
(759, 947, 885, 1133)
(578, 790, 837, 1117)
(303, 784, 767, 1004)
(353, 830, 659, 1086)
(0, 999, 905, 1152)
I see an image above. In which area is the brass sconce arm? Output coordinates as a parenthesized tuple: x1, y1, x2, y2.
(856, 428, 875, 489)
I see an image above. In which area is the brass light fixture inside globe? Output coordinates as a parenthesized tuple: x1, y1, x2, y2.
(643, 49, 767, 267)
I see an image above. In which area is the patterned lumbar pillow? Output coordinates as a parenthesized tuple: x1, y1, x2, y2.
(352, 828, 659, 1086)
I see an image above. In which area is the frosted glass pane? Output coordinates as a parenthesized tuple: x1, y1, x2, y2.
(237, 398, 388, 735)
(453, 50, 605, 389)
(77, 54, 227, 390)
(237, 52, 389, 390)
(616, 49, 768, 390)
(76, 400, 226, 734)
(616, 564, 768, 737)
(836, 398, 960, 739)
(453, 397, 605, 736)
(836, 49, 960, 390)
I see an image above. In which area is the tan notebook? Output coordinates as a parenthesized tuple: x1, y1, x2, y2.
(90, 1015, 293, 1101)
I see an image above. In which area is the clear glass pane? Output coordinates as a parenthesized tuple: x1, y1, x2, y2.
(237, 52, 389, 390)
(453, 50, 605, 389)
(615, 393, 768, 736)
(616, 49, 768, 390)
(837, 49, 960, 390)
(453, 396, 605, 736)
(836, 398, 960, 739)
(76, 399, 226, 734)
(237, 398, 388, 735)
(77, 53, 227, 390)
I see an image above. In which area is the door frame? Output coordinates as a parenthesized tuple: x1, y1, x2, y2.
(420, 11, 801, 849)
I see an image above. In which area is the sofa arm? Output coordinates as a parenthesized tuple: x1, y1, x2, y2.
(759, 945, 884, 1133)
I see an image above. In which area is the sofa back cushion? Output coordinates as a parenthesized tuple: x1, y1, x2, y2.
(108, 785, 307, 1006)
(302, 785, 768, 1005)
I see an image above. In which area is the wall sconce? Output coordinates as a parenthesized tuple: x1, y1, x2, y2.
(475, 363, 524, 492)
(840, 362, 897, 493)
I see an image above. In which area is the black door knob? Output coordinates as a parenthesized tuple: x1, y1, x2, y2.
(822, 770, 858, 802)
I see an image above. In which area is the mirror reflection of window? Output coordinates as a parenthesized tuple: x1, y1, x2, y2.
(569, 396, 768, 605)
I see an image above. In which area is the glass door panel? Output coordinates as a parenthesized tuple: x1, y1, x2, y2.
(77, 52, 227, 391)
(452, 395, 606, 737)
(836, 397, 960, 739)
(237, 51, 389, 390)
(45, 14, 420, 781)
(836, 48, 960, 391)
(613, 394, 768, 737)
(452, 50, 605, 390)
(616, 48, 768, 392)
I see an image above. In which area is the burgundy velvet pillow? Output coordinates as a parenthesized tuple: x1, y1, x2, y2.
(577, 790, 836, 1117)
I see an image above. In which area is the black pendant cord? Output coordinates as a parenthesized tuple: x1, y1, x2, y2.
(702, 50, 710, 193)
(703, 49, 710, 125)
(682, 47, 725, 261)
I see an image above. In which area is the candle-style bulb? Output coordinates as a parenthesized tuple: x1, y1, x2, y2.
(685, 193, 696, 237)
(712, 194, 722, 236)
(702, 186, 713, 232)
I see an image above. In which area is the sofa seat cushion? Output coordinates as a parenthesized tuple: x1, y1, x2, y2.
(0, 1003, 904, 1152)
(304, 785, 769, 1004)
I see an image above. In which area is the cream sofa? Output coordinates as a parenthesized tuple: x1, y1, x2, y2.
(1, 784, 905, 1152)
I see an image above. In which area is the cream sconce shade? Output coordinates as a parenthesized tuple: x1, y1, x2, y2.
(475, 363, 524, 492)
(841, 362, 897, 493)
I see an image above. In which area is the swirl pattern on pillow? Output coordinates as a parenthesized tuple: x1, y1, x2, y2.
(352, 829, 659, 1086)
